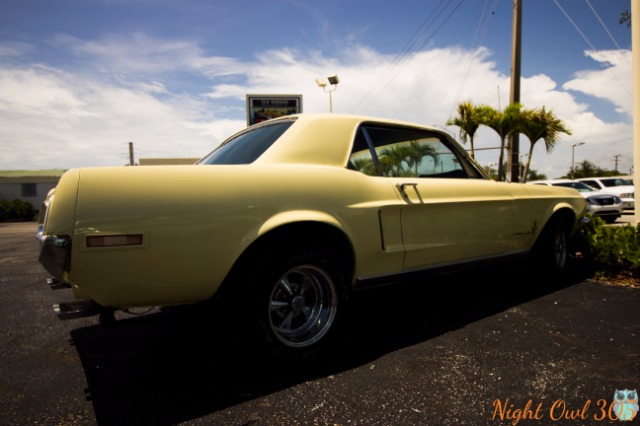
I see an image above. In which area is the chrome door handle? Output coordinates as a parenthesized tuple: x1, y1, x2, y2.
(396, 183, 417, 192)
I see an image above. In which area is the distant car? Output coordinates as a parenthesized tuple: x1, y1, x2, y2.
(576, 177, 634, 210)
(528, 179, 623, 224)
(36, 113, 587, 359)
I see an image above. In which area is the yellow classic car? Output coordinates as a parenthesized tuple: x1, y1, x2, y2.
(37, 113, 586, 359)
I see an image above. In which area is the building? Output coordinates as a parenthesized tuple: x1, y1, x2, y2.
(0, 170, 65, 210)
(1, 160, 199, 212)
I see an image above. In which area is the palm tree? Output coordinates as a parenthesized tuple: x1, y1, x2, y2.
(480, 103, 525, 181)
(351, 157, 376, 176)
(620, 10, 631, 27)
(405, 141, 423, 176)
(519, 107, 572, 182)
(380, 144, 413, 176)
(405, 140, 438, 176)
(447, 100, 485, 159)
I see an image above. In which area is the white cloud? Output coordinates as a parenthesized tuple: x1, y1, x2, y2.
(0, 33, 633, 177)
(0, 41, 35, 59)
(0, 65, 243, 169)
(563, 50, 632, 116)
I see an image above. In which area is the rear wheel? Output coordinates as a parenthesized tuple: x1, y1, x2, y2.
(267, 264, 337, 349)
(249, 248, 348, 360)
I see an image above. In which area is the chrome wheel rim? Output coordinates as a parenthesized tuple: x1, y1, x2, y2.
(554, 226, 568, 269)
(268, 265, 337, 348)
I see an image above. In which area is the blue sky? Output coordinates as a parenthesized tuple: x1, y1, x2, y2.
(0, 0, 633, 178)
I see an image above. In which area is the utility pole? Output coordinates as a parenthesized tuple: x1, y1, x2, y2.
(508, 0, 522, 182)
(128, 142, 135, 166)
(634, 0, 640, 225)
(612, 154, 621, 172)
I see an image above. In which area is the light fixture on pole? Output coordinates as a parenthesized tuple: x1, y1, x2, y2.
(315, 75, 339, 112)
(570, 142, 585, 179)
(486, 162, 498, 178)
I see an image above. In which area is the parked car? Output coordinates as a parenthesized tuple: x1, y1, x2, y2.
(576, 177, 634, 210)
(527, 179, 623, 224)
(36, 113, 587, 359)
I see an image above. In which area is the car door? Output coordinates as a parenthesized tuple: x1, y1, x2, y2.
(350, 125, 515, 270)
(396, 177, 515, 268)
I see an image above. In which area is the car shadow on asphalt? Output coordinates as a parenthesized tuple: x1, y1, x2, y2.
(69, 258, 589, 425)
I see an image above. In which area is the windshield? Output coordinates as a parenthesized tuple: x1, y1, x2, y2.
(198, 120, 294, 165)
(600, 178, 633, 187)
(553, 182, 595, 192)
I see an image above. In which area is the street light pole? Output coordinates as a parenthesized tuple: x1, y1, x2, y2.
(315, 75, 339, 112)
(570, 142, 585, 179)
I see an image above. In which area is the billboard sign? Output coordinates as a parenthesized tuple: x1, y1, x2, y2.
(246, 94, 303, 126)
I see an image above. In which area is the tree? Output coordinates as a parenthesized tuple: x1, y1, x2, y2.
(381, 144, 413, 176)
(519, 107, 572, 182)
(524, 168, 547, 182)
(567, 160, 622, 179)
(405, 140, 437, 176)
(480, 103, 525, 181)
(620, 10, 631, 28)
(446, 101, 488, 159)
(446, 100, 572, 181)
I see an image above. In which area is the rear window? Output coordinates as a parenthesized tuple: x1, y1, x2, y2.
(198, 120, 294, 165)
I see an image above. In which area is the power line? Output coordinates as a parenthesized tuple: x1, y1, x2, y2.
(450, 0, 499, 119)
(553, 0, 631, 97)
(553, 0, 597, 51)
(586, 0, 622, 50)
(352, 0, 467, 115)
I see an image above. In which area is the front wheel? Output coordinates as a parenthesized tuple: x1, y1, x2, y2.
(531, 216, 570, 274)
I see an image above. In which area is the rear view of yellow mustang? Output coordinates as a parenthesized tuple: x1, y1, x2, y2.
(37, 113, 586, 359)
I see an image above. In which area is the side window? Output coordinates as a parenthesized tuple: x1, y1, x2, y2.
(348, 129, 378, 176)
(348, 125, 468, 178)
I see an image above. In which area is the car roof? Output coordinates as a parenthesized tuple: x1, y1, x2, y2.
(250, 113, 449, 167)
(576, 177, 634, 189)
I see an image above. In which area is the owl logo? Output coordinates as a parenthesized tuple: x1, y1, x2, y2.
(613, 389, 638, 422)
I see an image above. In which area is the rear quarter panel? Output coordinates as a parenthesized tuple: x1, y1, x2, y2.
(67, 165, 393, 307)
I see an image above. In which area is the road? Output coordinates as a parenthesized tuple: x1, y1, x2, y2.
(613, 210, 637, 226)
(1, 221, 639, 425)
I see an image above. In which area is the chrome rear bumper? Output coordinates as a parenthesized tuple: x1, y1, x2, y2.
(38, 236, 71, 279)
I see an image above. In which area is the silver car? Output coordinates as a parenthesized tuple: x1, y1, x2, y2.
(528, 179, 623, 224)
(576, 177, 634, 210)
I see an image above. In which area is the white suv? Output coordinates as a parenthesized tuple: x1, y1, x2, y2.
(528, 179, 623, 223)
(576, 177, 634, 210)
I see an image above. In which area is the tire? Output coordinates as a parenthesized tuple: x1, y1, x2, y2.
(250, 249, 348, 360)
(532, 216, 570, 275)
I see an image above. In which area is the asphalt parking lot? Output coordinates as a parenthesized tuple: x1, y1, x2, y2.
(1, 221, 639, 426)
(612, 210, 637, 227)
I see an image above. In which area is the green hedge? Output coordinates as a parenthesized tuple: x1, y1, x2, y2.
(0, 198, 36, 222)
(573, 215, 640, 280)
